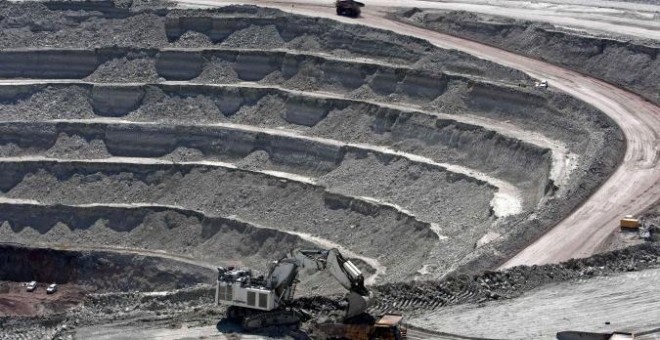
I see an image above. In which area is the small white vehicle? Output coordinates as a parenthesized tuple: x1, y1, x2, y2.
(26, 281, 37, 292)
(46, 283, 58, 294)
(535, 80, 548, 88)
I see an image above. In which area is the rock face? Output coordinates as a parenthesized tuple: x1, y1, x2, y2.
(0, 244, 215, 292)
(91, 86, 146, 117)
(0, 50, 99, 79)
(396, 9, 660, 105)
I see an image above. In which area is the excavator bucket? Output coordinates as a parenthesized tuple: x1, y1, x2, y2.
(346, 291, 372, 319)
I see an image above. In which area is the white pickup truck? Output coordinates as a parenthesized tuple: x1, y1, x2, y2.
(46, 283, 58, 294)
(26, 281, 37, 292)
(535, 80, 548, 88)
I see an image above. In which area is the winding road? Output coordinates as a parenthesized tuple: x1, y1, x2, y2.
(173, 0, 660, 267)
(177, 0, 660, 40)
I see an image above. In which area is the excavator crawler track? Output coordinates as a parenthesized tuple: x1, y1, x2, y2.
(243, 310, 301, 330)
(228, 306, 301, 331)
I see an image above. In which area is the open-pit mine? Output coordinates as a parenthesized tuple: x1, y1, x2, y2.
(1, 1, 659, 339)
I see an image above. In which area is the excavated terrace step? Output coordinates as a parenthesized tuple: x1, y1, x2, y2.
(0, 156, 495, 277)
(0, 47, 508, 102)
(0, 156, 439, 229)
(0, 241, 216, 292)
(0, 198, 398, 283)
(0, 80, 555, 212)
(0, 119, 524, 218)
(0, 80, 565, 195)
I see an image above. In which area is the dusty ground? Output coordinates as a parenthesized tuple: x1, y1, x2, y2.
(0, 243, 219, 340)
(0, 282, 85, 318)
(409, 268, 660, 339)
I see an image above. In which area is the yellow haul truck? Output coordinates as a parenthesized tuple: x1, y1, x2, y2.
(620, 215, 641, 230)
(313, 314, 407, 339)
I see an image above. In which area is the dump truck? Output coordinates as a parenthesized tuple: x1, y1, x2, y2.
(335, 0, 364, 18)
(313, 313, 407, 339)
(557, 330, 634, 340)
(620, 215, 641, 230)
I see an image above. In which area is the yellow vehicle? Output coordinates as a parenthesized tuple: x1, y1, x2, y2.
(620, 215, 641, 230)
(314, 313, 407, 339)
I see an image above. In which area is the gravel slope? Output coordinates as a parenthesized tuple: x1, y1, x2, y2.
(394, 9, 660, 105)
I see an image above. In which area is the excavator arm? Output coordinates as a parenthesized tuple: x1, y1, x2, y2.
(293, 248, 372, 319)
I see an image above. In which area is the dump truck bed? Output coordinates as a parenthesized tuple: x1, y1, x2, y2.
(376, 314, 404, 327)
(620, 218, 641, 229)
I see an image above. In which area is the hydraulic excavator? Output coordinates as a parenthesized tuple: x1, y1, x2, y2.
(216, 248, 406, 339)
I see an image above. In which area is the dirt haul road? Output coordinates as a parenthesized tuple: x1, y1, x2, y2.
(175, 0, 660, 267)
(177, 0, 660, 40)
(369, 0, 660, 41)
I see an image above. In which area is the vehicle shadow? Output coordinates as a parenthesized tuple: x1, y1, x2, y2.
(216, 318, 243, 334)
(216, 318, 310, 339)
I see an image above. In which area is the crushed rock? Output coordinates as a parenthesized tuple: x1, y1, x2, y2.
(0, 86, 94, 121)
(171, 30, 214, 48)
(194, 58, 240, 83)
(220, 24, 285, 49)
(44, 134, 112, 159)
(85, 57, 160, 83)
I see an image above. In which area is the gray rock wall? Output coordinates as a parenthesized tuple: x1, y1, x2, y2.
(396, 10, 660, 105)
